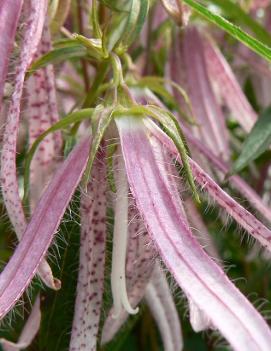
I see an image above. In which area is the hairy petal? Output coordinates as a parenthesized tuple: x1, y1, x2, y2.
(182, 125, 271, 223)
(69, 150, 107, 351)
(145, 263, 183, 351)
(0, 137, 90, 319)
(203, 35, 257, 132)
(182, 27, 229, 160)
(118, 116, 271, 351)
(0, 295, 41, 351)
(0, 0, 47, 238)
(0, 1, 57, 291)
(153, 140, 214, 332)
(148, 120, 271, 251)
(0, 0, 23, 104)
(23, 20, 62, 290)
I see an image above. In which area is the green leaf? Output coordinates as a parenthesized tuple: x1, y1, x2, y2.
(233, 107, 271, 173)
(182, 0, 271, 62)
(27, 46, 87, 75)
(203, 0, 271, 46)
(23, 109, 94, 203)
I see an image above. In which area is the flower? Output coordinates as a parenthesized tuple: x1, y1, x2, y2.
(1, 1, 271, 351)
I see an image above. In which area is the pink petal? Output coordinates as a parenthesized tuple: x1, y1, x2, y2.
(70, 149, 107, 351)
(148, 120, 271, 252)
(118, 116, 271, 351)
(203, 35, 257, 132)
(182, 125, 271, 223)
(182, 28, 229, 160)
(27, 21, 62, 210)
(0, 295, 41, 351)
(1, 0, 47, 238)
(145, 263, 183, 351)
(0, 137, 91, 319)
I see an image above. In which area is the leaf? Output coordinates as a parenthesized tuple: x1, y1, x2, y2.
(182, 0, 271, 62)
(233, 107, 271, 173)
(203, 0, 271, 46)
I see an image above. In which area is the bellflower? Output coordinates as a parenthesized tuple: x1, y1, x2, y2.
(1, 1, 271, 351)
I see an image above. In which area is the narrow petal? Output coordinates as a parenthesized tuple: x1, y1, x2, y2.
(0, 295, 41, 351)
(25, 20, 62, 290)
(203, 35, 257, 132)
(27, 21, 62, 210)
(145, 263, 183, 351)
(118, 116, 271, 351)
(182, 125, 271, 223)
(1, 0, 47, 237)
(188, 299, 213, 333)
(0, 0, 23, 104)
(182, 28, 229, 160)
(0, 137, 91, 319)
(69, 150, 107, 351)
(148, 120, 271, 251)
(184, 198, 220, 261)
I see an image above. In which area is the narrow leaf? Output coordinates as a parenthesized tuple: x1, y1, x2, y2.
(233, 107, 271, 173)
(182, 0, 271, 62)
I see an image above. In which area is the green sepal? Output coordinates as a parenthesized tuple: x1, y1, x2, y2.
(27, 45, 87, 76)
(82, 106, 115, 189)
(133, 76, 195, 124)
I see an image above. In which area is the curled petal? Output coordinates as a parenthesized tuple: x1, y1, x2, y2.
(0, 295, 41, 351)
(0, 137, 91, 319)
(111, 151, 139, 317)
(118, 116, 271, 351)
(101, 203, 155, 345)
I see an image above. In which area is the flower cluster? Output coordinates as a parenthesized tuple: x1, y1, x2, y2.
(1, 1, 271, 350)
